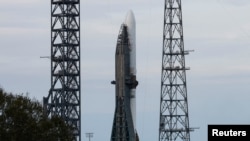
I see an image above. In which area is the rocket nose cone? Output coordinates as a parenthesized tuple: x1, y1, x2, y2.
(124, 10, 136, 26)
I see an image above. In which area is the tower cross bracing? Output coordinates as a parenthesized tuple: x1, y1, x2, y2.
(43, 0, 81, 141)
(159, 0, 191, 141)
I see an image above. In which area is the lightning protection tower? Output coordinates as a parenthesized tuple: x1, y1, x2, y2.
(159, 0, 192, 141)
(43, 0, 81, 141)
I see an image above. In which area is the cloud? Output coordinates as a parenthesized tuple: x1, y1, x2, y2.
(217, 0, 250, 6)
(0, 0, 44, 5)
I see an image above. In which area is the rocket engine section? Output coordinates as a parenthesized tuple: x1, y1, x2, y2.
(111, 11, 139, 141)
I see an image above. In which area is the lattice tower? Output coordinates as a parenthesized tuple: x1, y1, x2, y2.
(43, 0, 81, 140)
(159, 1, 192, 141)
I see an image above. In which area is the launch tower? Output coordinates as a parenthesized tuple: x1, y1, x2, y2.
(43, 0, 81, 141)
(159, 0, 192, 141)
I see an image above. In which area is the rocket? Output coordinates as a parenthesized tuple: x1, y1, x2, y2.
(111, 10, 139, 141)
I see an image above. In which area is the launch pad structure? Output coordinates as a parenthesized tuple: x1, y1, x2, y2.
(43, 0, 81, 141)
(159, 0, 193, 141)
(40, 0, 194, 141)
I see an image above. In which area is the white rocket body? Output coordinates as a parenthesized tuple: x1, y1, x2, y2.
(124, 10, 137, 130)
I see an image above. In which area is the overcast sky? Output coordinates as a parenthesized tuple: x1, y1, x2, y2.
(1, 0, 250, 140)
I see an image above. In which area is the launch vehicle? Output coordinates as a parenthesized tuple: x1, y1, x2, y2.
(111, 10, 139, 141)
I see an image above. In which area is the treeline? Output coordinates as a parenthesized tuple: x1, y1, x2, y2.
(0, 88, 75, 141)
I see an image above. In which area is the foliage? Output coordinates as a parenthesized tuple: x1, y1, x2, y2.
(0, 88, 75, 141)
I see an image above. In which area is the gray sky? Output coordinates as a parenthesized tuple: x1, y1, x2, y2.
(1, 0, 250, 140)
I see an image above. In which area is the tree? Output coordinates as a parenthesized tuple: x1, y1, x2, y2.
(0, 88, 75, 141)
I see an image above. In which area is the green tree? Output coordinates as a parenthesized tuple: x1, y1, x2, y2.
(0, 88, 75, 141)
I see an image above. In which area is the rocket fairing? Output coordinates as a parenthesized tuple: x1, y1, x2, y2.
(111, 10, 139, 141)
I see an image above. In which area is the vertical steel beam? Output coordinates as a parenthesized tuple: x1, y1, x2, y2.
(159, 0, 191, 141)
(44, 0, 81, 140)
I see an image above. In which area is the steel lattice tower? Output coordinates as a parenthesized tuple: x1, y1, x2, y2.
(159, 0, 192, 141)
(43, 0, 81, 141)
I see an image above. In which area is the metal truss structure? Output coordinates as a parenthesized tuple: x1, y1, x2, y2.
(159, 0, 192, 141)
(43, 0, 81, 140)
